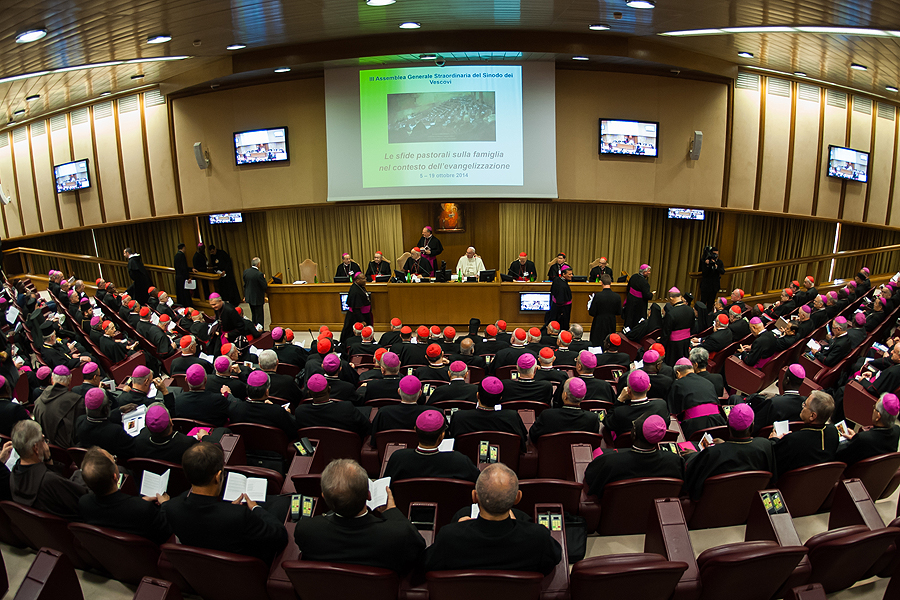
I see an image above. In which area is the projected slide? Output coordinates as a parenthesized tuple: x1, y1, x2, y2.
(360, 65, 523, 188)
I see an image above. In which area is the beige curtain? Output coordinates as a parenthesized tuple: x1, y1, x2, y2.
(15, 230, 96, 279)
(199, 212, 272, 296)
(836, 224, 900, 277)
(643, 207, 720, 300)
(92, 220, 183, 294)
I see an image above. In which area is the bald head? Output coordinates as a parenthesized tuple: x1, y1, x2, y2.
(460, 337, 475, 356)
(321, 459, 370, 518)
(475, 463, 520, 517)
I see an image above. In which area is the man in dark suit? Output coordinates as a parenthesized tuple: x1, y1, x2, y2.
(133, 404, 213, 463)
(427, 361, 479, 405)
(385, 410, 481, 482)
(295, 375, 371, 439)
(530, 377, 600, 442)
(123, 248, 153, 305)
(256, 350, 302, 405)
(588, 274, 622, 347)
(173, 243, 193, 307)
(814, 317, 854, 367)
(835, 393, 900, 465)
(424, 463, 562, 575)
(163, 442, 288, 565)
(293, 459, 425, 573)
(79, 447, 171, 544)
(242, 257, 268, 328)
(770, 391, 840, 481)
(207, 356, 249, 399)
(694, 314, 733, 354)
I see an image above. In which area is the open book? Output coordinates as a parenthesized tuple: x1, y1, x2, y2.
(223, 472, 267, 502)
(366, 477, 391, 510)
(140, 470, 170, 497)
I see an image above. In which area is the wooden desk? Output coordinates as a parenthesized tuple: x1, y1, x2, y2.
(268, 281, 629, 331)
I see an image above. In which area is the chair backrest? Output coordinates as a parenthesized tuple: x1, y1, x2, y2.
(425, 570, 544, 600)
(537, 431, 603, 480)
(498, 400, 550, 417)
(431, 400, 477, 411)
(282, 560, 399, 600)
(570, 553, 688, 600)
(494, 365, 516, 380)
(597, 478, 685, 536)
(843, 452, 900, 501)
(454, 431, 522, 473)
(224, 465, 285, 496)
(125, 458, 191, 497)
(804, 525, 900, 594)
(161, 544, 270, 599)
(170, 418, 215, 435)
(0, 501, 95, 571)
(67, 523, 162, 585)
(275, 362, 301, 377)
(687, 425, 730, 443)
(395, 253, 411, 271)
(776, 462, 846, 517)
(613, 429, 679, 449)
(65, 447, 87, 468)
(390, 478, 475, 533)
(298, 259, 318, 283)
(374, 429, 419, 462)
(227, 422, 292, 462)
(110, 351, 146, 385)
(696, 541, 808, 600)
(365, 398, 401, 408)
(349, 354, 375, 367)
(132, 577, 183, 600)
(14, 374, 30, 404)
(687, 471, 773, 529)
(13, 547, 84, 600)
(517, 479, 584, 516)
(467, 366, 487, 384)
(594, 364, 627, 381)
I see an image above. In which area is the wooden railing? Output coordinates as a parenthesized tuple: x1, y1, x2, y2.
(689, 244, 900, 303)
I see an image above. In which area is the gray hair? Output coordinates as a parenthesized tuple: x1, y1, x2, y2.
(321, 459, 369, 517)
(251, 257, 261, 267)
(475, 463, 519, 516)
(808, 390, 835, 424)
(689, 347, 709, 369)
(569, 323, 584, 340)
(132, 372, 152, 387)
(258, 349, 278, 370)
(399, 388, 420, 403)
(674, 364, 693, 377)
(517, 363, 537, 377)
(12, 420, 42, 459)
(51, 373, 72, 386)
(449, 363, 468, 379)
(876, 396, 898, 427)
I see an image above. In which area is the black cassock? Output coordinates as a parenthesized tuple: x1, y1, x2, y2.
(127, 254, 153, 304)
(746, 391, 805, 435)
(683, 437, 774, 500)
(698, 327, 733, 354)
(834, 425, 900, 466)
(383, 448, 480, 483)
(667, 373, 725, 440)
(739, 330, 778, 368)
(417, 235, 443, 272)
(545, 277, 572, 330)
(589, 265, 614, 283)
(342, 283, 372, 343)
(173, 250, 192, 307)
(584, 448, 684, 499)
(623, 273, 652, 329)
(335, 261, 362, 280)
(588, 288, 622, 347)
(662, 302, 694, 366)
(403, 256, 432, 276)
(210, 249, 241, 306)
(606, 398, 670, 437)
(365, 260, 392, 278)
(771, 424, 839, 480)
(507, 260, 537, 280)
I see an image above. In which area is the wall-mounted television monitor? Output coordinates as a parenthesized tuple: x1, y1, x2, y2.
(827, 145, 869, 182)
(520, 292, 551, 312)
(668, 208, 705, 220)
(599, 119, 658, 157)
(209, 213, 243, 224)
(234, 127, 289, 165)
(54, 159, 90, 193)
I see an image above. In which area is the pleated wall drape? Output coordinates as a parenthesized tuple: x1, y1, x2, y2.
(92, 221, 184, 294)
(16, 230, 96, 280)
(836, 225, 900, 277)
(198, 211, 273, 294)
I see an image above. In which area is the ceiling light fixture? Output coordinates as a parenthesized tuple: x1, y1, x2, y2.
(147, 34, 172, 44)
(589, 24, 611, 31)
(626, 0, 655, 8)
(131, 74, 145, 80)
(16, 29, 47, 44)
(887, 86, 899, 92)
(419, 53, 437, 60)
(662, 25, 900, 38)
(720, 26, 796, 33)
(13, 109, 25, 116)
(572, 56, 589, 61)
(663, 29, 723, 36)
(0, 56, 190, 86)
(795, 26, 885, 36)
(850, 63, 867, 71)
(274, 67, 291, 73)
(366, 0, 396, 5)
(226, 44, 246, 50)
(794, 71, 807, 77)
(100, 91, 112, 96)
(26, 94, 40, 101)
(737, 51, 754, 58)
(399, 22, 421, 29)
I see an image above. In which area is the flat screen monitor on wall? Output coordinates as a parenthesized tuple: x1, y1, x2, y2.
(599, 119, 659, 157)
(234, 127, 289, 165)
(54, 159, 90, 193)
(209, 213, 243, 224)
(827, 145, 869, 183)
(668, 208, 705, 220)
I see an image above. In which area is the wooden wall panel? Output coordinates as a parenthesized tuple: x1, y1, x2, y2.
(29, 125, 61, 232)
(815, 103, 846, 220)
(843, 104, 872, 223)
(144, 97, 178, 217)
(0, 137, 18, 238)
(12, 130, 41, 235)
(71, 117, 102, 226)
(787, 93, 821, 216)
(118, 101, 151, 220)
(868, 107, 896, 224)
(49, 120, 80, 230)
(93, 107, 126, 223)
(727, 85, 761, 210)
(758, 88, 791, 213)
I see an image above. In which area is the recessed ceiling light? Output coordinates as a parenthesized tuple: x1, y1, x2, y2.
(721, 26, 796, 33)
(589, 24, 611, 31)
(13, 109, 25, 116)
(25, 94, 40, 101)
(131, 74, 145, 80)
(366, 0, 396, 5)
(572, 56, 589, 61)
(226, 44, 246, 50)
(100, 91, 111, 96)
(626, 0, 655, 8)
(399, 22, 421, 29)
(16, 29, 47, 44)
(274, 67, 291, 73)
(738, 51, 754, 58)
(419, 53, 437, 60)
(794, 71, 807, 77)
(147, 34, 172, 44)
(887, 86, 899, 92)
(850, 63, 867, 71)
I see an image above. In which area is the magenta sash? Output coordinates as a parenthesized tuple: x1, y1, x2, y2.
(359, 305, 371, 314)
(628, 287, 644, 299)
(423, 254, 436, 274)
(753, 355, 773, 369)
(670, 328, 691, 342)
(683, 403, 720, 420)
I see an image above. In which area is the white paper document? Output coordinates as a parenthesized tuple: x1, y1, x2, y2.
(5, 449, 18, 471)
(183, 280, 197, 290)
(140, 470, 170, 497)
(223, 472, 268, 502)
(470, 504, 480, 519)
(123, 404, 148, 437)
(199, 353, 214, 363)
(773, 420, 790, 437)
(6, 307, 19, 324)
(438, 438, 455, 452)
(366, 477, 391, 509)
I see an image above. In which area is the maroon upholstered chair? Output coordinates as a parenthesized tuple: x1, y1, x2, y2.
(65, 447, 87, 468)
(14, 547, 84, 600)
(498, 400, 550, 416)
(466, 366, 487, 384)
(569, 553, 688, 600)
(517, 479, 583, 517)
(425, 570, 544, 600)
(842, 452, 900, 501)
(290, 474, 322, 499)
(0, 546, 7, 597)
(493, 365, 517, 380)
(596, 478, 685, 536)
(685, 470, 773, 529)
(390, 478, 475, 533)
(804, 525, 900, 593)
(297, 427, 363, 473)
(777, 462, 846, 517)
(784, 583, 827, 600)
(110, 351, 146, 384)
(68, 523, 162, 584)
(133, 576, 184, 600)
(126, 458, 191, 497)
(0, 502, 98, 571)
(275, 362, 301, 377)
(593, 364, 627, 381)
(696, 540, 808, 600)
(881, 467, 900, 500)
(228, 422, 294, 463)
(0, 500, 28, 547)
(454, 431, 522, 473)
(160, 543, 270, 600)
(843, 381, 879, 426)
(282, 560, 399, 600)
(224, 465, 285, 495)
(374, 429, 419, 463)
(170, 418, 215, 435)
(687, 425, 729, 443)
(430, 400, 477, 411)
(536, 432, 603, 480)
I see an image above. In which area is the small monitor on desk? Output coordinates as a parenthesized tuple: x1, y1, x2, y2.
(374, 275, 391, 283)
(500, 273, 515, 282)
(479, 269, 497, 282)
(339, 293, 349, 312)
(334, 276, 351, 284)
(571, 276, 588, 283)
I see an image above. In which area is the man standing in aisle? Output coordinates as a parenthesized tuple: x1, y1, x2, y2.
(546, 265, 573, 331)
(342, 273, 372, 343)
(588, 274, 621, 347)
(623, 264, 653, 329)
(698, 246, 725, 308)
(242, 257, 268, 329)
(173, 243, 193, 308)
(123, 248, 153, 305)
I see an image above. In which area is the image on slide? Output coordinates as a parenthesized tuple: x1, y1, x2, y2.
(387, 92, 496, 143)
